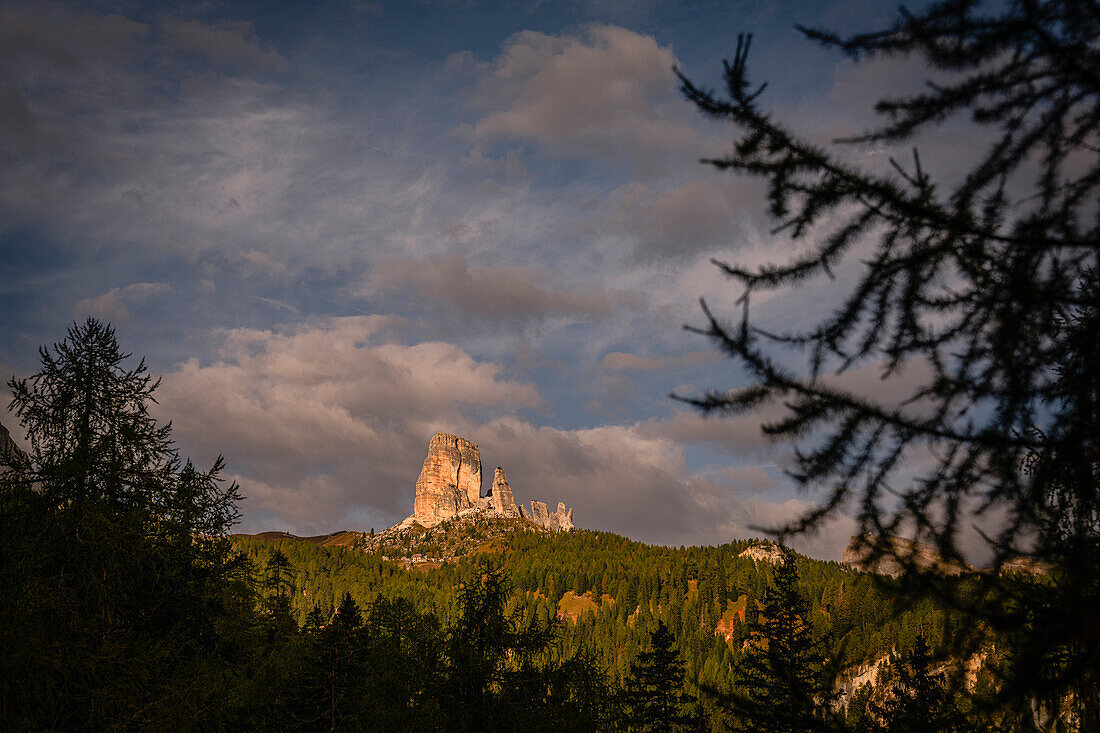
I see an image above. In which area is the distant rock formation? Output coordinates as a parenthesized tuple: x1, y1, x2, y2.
(409, 432, 573, 531)
(413, 433, 483, 526)
(842, 534, 974, 576)
(489, 467, 520, 518)
(528, 499, 574, 532)
(739, 542, 785, 564)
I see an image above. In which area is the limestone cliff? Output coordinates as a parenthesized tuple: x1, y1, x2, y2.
(738, 542, 785, 564)
(413, 433, 483, 526)
(528, 499, 573, 532)
(408, 432, 573, 531)
(489, 467, 520, 518)
(842, 534, 974, 576)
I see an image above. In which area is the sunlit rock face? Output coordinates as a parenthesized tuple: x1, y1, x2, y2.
(528, 499, 573, 532)
(738, 542, 785, 564)
(409, 432, 574, 531)
(489, 467, 520, 518)
(413, 433, 483, 526)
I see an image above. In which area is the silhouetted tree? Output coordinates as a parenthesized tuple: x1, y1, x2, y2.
(677, 1, 1098, 724)
(727, 550, 837, 732)
(444, 564, 559, 731)
(872, 634, 967, 733)
(624, 620, 703, 732)
(0, 318, 249, 727)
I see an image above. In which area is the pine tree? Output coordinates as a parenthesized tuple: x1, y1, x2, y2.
(872, 635, 967, 733)
(444, 564, 558, 731)
(623, 620, 703, 732)
(728, 549, 837, 732)
(0, 318, 249, 727)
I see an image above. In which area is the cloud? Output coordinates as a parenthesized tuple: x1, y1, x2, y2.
(156, 316, 541, 530)
(158, 16, 285, 68)
(470, 25, 704, 166)
(602, 349, 716, 372)
(151, 314, 860, 558)
(0, 6, 148, 70)
(75, 282, 170, 325)
(467, 417, 856, 557)
(361, 253, 620, 328)
(602, 176, 766, 260)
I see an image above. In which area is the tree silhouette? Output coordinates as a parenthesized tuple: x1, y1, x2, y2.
(727, 549, 837, 732)
(0, 318, 248, 727)
(623, 620, 702, 732)
(677, 1, 1098, 723)
(444, 563, 558, 731)
(872, 634, 967, 733)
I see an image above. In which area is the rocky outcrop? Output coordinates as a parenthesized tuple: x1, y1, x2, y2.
(842, 534, 974, 577)
(999, 555, 1050, 576)
(528, 499, 573, 531)
(554, 501, 574, 531)
(739, 542, 785, 564)
(489, 467, 520, 518)
(413, 433, 483, 526)
(409, 432, 574, 531)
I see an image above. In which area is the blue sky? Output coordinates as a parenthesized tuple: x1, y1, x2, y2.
(1, 0, 948, 559)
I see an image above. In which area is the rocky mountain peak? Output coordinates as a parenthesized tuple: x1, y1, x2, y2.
(412, 432, 482, 526)
(409, 432, 573, 531)
(490, 467, 521, 518)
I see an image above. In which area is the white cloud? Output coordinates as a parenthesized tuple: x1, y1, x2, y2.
(471, 25, 706, 167)
(152, 314, 863, 558)
(74, 282, 170, 324)
(156, 316, 540, 529)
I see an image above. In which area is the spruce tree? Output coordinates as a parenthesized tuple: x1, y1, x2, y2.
(0, 318, 249, 727)
(623, 620, 702, 732)
(872, 635, 967, 733)
(728, 549, 837, 732)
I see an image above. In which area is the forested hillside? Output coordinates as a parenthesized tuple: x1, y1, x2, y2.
(233, 523, 977, 720)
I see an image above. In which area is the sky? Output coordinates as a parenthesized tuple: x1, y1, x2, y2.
(1, 0, 956, 560)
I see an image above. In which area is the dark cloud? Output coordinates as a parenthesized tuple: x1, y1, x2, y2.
(362, 253, 621, 328)
(0, 6, 147, 69)
(157, 15, 286, 68)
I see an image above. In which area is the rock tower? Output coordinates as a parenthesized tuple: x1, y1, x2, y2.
(413, 433, 482, 525)
(409, 432, 573, 531)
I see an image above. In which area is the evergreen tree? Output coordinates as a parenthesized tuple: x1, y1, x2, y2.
(0, 318, 249, 727)
(872, 635, 967, 733)
(677, 1, 1098, 723)
(319, 592, 368, 731)
(728, 549, 837, 732)
(444, 563, 558, 731)
(623, 620, 702, 732)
